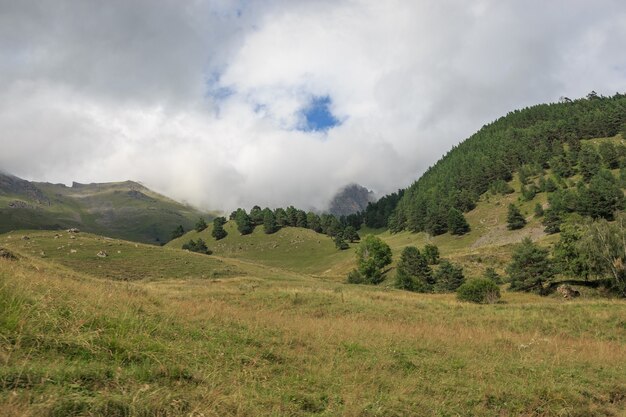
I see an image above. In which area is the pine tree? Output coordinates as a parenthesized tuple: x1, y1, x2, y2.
(433, 260, 465, 292)
(211, 217, 228, 240)
(506, 204, 526, 230)
(542, 208, 561, 234)
(234, 209, 253, 235)
(506, 238, 554, 293)
(263, 209, 278, 234)
(170, 225, 185, 240)
(447, 208, 470, 235)
(195, 218, 208, 232)
(423, 244, 440, 265)
(395, 246, 433, 292)
(534, 203, 544, 218)
(306, 212, 322, 233)
(577, 171, 624, 220)
(579, 145, 601, 181)
(598, 142, 619, 169)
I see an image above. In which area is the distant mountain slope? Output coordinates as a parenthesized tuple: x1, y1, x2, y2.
(365, 92, 626, 232)
(328, 184, 375, 217)
(0, 173, 211, 244)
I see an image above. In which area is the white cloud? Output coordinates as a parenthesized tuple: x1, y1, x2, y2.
(1, 0, 625, 212)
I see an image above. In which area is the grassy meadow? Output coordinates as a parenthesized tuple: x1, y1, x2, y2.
(1, 230, 625, 416)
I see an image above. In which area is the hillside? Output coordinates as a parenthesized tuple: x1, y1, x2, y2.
(365, 93, 626, 232)
(2, 230, 626, 416)
(0, 173, 211, 244)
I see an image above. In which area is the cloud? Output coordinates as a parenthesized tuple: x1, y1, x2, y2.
(1, 0, 625, 212)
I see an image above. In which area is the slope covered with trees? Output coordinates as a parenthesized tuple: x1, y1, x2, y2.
(365, 93, 626, 233)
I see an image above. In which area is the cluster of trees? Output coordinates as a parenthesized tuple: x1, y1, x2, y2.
(346, 238, 469, 295)
(181, 238, 211, 255)
(363, 93, 626, 233)
(504, 213, 626, 296)
(228, 205, 362, 249)
(394, 245, 465, 293)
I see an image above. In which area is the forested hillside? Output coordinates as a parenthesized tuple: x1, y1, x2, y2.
(365, 93, 626, 233)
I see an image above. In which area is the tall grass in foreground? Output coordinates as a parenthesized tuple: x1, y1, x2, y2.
(1, 234, 625, 416)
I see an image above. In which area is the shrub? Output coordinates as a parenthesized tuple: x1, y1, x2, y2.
(182, 238, 211, 255)
(457, 278, 501, 303)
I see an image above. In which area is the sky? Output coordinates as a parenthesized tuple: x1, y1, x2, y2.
(1, 0, 625, 212)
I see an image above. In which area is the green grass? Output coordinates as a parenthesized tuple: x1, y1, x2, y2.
(1, 235, 625, 416)
(168, 221, 356, 278)
(1, 231, 240, 281)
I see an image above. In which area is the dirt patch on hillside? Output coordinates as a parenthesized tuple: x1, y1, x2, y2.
(471, 224, 546, 249)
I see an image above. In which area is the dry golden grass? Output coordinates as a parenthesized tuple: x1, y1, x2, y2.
(1, 232, 625, 417)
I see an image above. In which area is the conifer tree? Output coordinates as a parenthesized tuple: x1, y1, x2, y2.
(506, 204, 526, 230)
(447, 208, 470, 235)
(506, 238, 554, 292)
(263, 209, 278, 234)
(211, 217, 227, 240)
(234, 209, 253, 235)
(195, 218, 208, 232)
(434, 260, 465, 292)
(395, 246, 433, 292)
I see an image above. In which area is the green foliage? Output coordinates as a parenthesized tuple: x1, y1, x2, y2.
(170, 225, 185, 240)
(182, 238, 211, 255)
(577, 214, 626, 294)
(506, 204, 526, 230)
(483, 267, 502, 284)
(334, 233, 349, 250)
(456, 278, 501, 304)
(263, 209, 278, 234)
(423, 243, 440, 265)
(306, 212, 322, 233)
(506, 238, 554, 293)
(553, 223, 590, 281)
(234, 209, 253, 235)
(249, 206, 264, 226)
(543, 177, 558, 192)
(578, 145, 601, 181)
(211, 217, 228, 240)
(342, 226, 360, 243)
(433, 260, 465, 292)
(363, 189, 404, 229)
(598, 142, 620, 169)
(520, 184, 537, 202)
(489, 179, 514, 195)
(350, 235, 392, 285)
(577, 171, 624, 220)
(447, 208, 470, 235)
(195, 218, 208, 232)
(395, 246, 433, 292)
(534, 203, 544, 218)
(542, 208, 561, 234)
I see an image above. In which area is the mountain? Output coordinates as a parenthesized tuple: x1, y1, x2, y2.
(327, 184, 375, 217)
(0, 173, 211, 244)
(365, 92, 626, 232)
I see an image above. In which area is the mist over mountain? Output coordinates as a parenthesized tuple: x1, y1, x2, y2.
(327, 184, 375, 217)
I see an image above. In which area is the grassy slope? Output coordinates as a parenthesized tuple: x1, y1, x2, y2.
(1, 232, 625, 416)
(0, 179, 212, 244)
(168, 221, 356, 278)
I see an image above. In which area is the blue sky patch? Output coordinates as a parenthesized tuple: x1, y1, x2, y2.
(299, 96, 341, 132)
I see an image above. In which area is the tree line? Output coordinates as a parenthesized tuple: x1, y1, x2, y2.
(171, 205, 366, 252)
